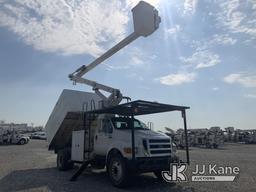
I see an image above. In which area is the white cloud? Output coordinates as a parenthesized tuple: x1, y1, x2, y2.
(180, 50, 221, 69)
(166, 25, 181, 36)
(130, 56, 144, 66)
(244, 94, 256, 98)
(0, 0, 157, 56)
(183, 0, 198, 15)
(211, 34, 237, 46)
(223, 73, 256, 87)
(128, 47, 155, 67)
(191, 34, 237, 51)
(216, 0, 256, 41)
(105, 47, 155, 71)
(253, 0, 256, 10)
(157, 72, 197, 86)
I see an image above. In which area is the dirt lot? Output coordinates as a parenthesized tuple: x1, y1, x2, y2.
(0, 140, 256, 192)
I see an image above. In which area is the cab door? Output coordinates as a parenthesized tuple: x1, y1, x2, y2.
(94, 119, 113, 155)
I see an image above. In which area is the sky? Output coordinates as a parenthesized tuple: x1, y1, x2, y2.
(0, 0, 256, 131)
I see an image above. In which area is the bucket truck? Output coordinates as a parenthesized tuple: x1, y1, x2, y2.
(45, 1, 190, 187)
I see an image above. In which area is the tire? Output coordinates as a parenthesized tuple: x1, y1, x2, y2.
(57, 149, 73, 171)
(213, 144, 218, 149)
(154, 170, 176, 186)
(108, 154, 129, 188)
(154, 171, 165, 181)
(19, 139, 25, 145)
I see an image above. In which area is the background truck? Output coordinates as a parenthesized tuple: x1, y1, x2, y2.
(45, 1, 190, 187)
(173, 128, 224, 149)
(224, 128, 256, 144)
(244, 130, 256, 144)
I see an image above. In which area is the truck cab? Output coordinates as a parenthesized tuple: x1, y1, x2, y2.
(94, 116, 174, 158)
(94, 116, 176, 186)
(69, 114, 176, 183)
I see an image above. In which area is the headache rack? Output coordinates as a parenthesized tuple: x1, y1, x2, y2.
(89, 99, 190, 164)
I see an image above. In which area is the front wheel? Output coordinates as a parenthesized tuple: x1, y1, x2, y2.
(154, 171, 165, 181)
(108, 154, 129, 188)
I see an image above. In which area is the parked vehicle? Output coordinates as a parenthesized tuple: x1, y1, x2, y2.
(244, 130, 256, 144)
(30, 132, 37, 139)
(30, 132, 46, 140)
(174, 128, 224, 149)
(224, 128, 256, 144)
(0, 128, 29, 145)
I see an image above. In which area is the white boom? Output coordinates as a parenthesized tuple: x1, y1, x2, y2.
(69, 1, 161, 108)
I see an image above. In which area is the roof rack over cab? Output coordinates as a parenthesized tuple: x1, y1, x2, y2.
(82, 100, 190, 164)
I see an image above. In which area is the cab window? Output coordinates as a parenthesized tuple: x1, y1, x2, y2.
(100, 119, 113, 134)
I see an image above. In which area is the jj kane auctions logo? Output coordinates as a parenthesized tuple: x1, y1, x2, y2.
(162, 163, 240, 182)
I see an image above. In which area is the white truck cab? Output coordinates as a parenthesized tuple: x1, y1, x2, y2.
(93, 116, 173, 158)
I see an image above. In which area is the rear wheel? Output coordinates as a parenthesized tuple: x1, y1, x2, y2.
(108, 154, 129, 188)
(57, 149, 73, 171)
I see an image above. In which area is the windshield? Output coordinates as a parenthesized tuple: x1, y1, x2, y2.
(111, 117, 149, 130)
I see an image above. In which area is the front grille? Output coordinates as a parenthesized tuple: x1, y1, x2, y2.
(150, 144, 171, 149)
(151, 150, 171, 154)
(149, 139, 170, 143)
(148, 139, 171, 156)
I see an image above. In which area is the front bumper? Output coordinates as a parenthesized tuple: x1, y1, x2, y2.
(126, 155, 178, 173)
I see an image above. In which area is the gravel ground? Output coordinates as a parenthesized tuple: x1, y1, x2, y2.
(0, 140, 255, 192)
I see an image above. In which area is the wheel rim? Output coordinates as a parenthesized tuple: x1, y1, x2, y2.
(111, 160, 122, 181)
(20, 140, 24, 144)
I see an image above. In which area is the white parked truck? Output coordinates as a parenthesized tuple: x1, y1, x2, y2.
(45, 1, 190, 187)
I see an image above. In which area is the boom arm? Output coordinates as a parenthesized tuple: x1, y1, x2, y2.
(69, 33, 138, 79)
(69, 1, 161, 108)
